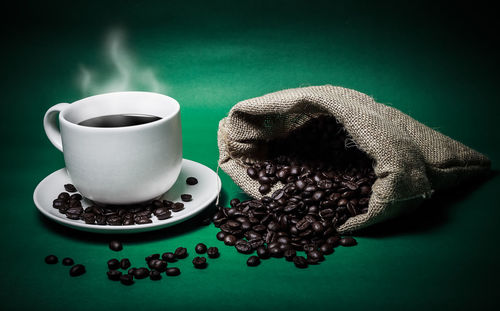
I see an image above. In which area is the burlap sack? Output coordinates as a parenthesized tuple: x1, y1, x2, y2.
(217, 85, 491, 233)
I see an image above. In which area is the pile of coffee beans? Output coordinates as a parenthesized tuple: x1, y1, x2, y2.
(44, 254, 86, 277)
(51, 177, 198, 226)
(213, 116, 373, 267)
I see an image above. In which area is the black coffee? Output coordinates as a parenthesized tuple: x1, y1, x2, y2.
(78, 114, 161, 128)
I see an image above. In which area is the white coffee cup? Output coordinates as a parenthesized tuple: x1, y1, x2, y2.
(43, 91, 182, 205)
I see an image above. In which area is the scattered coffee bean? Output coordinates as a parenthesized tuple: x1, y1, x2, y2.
(216, 231, 226, 241)
(120, 258, 131, 270)
(69, 264, 86, 277)
(107, 258, 120, 270)
(70, 193, 82, 200)
(207, 247, 220, 258)
(45, 255, 58, 264)
(180, 194, 192, 202)
(223, 234, 237, 246)
(165, 267, 181, 276)
(145, 254, 160, 262)
(64, 184, 77, 192)
(186, 177, 198, 185)
(133, 267, 150, 279)
(340, 236, 357, 246)
(127, 268, 136, 275)
(120, 274, 134, 285)
(192, 257, 207, 269)
(107, 270, 122, 281)
(195, 243, 207, 254)
(284, 249, 297, 261)
(246, 256, 261, 267)
(174, 247, 188, 259)
(320, 243, 334, 255)
(162, 252, 177, 263)
(62, 257, 74, 266)
(172, 202, 185, 212)
(109, 240, 123, 251)
(150, 270, 162, 281)
(293, 256, 308, 268)
(256, 246, 270, 259)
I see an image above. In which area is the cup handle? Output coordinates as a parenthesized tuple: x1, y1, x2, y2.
(43, 103, 70, 152)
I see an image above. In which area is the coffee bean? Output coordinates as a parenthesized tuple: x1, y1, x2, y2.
(109, 240, 123, 251)
(207, 247, 220, 258)
(256, 246, 270, 259)
(165, 267, 181, 276)
(58, 192, 70, 200)
(223, 234, 237, 246)
(162, 252, 177, 262)
(127, 268, 136, 275)
(120, 274, 134, 285)
(69, 264, 86, 277)
(107, 258, 120, 270)
(293, 256, 308, 268)
(258, 184, 271, 195)
(247, 167, 258, 179)
(284, 249, 297, 261)
(70, 193, 82, 201)
(230, 198, 240, 207)
(45, 255, 58, 264)
(247, 256, 261, 267)
(186, 177, 198, 185)
(64, 184, 77, 192)
(134, 267, 150, 279)
(107, 270, 122, 281)
(269, 246, 283, 258)
(307, 250, 324, 262)
(320, 243, 334, 255)
(195, 243, 207, 254)
(235, 240, 253, 254)
(149, 259, 167, 272)
(174, 247, 188, 259)
(119, 258, 131, 269)
(145, 254, 160, 262)
(150, 270, 162, 281)
(181, 194, 192, 202)
(52, 199, 65, 209)
(172, 202, 185, 212)
(340, 236, 357, 246)
(326, 236, 341, 246)
(61, 257, 74, 266)
(192, 257, 207, 269)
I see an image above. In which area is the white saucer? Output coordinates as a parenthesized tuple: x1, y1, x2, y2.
(33, 159, 221, 233)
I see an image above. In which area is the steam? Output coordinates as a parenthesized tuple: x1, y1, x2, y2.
(78, 29, 166, 95)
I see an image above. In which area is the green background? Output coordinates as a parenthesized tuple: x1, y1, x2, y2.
(1, 0, 499, 310)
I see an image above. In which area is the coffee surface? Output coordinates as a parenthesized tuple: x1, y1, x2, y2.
(78, 114, 161, 128)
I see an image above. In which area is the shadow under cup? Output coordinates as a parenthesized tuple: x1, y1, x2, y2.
(48, 92, 182, 205)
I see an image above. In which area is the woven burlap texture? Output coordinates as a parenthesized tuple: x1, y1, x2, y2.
(217, 85, 491, 233)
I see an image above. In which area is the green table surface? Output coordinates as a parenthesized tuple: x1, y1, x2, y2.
(1, 1, 499, 310)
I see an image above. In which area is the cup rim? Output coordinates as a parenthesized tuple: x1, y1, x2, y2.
(60, 91, 180, 131)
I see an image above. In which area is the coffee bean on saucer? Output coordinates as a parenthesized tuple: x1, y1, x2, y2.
(247, 256, 260, 267)
(64, 184, 77, 192)
(120, 258, 131, 270)
(107, 270, 122, 281)
(165, 267, 181, 276)
(52, 199, 65, 209)
(45, 255, 58, 264)
(192, 257, 207, 269)
(107, 259, 120, 270)
(293, 256, 308, 268)
(134, 267, 150, 279)
(69, 264, 86, 277)
(340, 236, 357, 246)
(181, 194, 192, 202)
(174, 247, 188, 259)
(70, 193, 82, 201)
(195, 243, 207, 254)
(150, 270, 162, 281)
(186, 177, 198, 185)
(154, 207, 172, 220)
(62, 257, 74, 266)
(162, 252, 177, 263)
(207, 247, 220, 258)
(172, 202, 185, 212)
(58, 192, 70, 200)
(109, 240, 123, 251)
(120, 274, 134, 285)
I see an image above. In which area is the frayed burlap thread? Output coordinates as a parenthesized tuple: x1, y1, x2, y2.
(217, 85, 490, 233)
